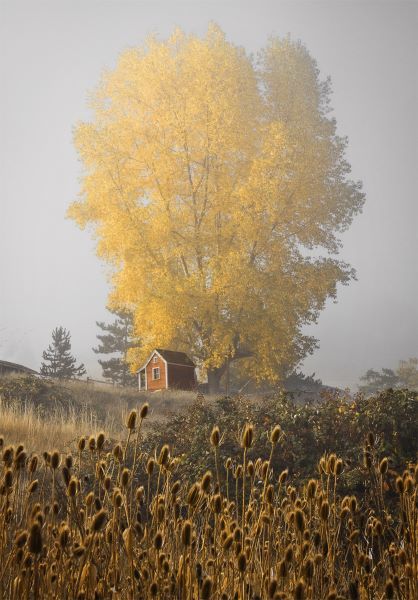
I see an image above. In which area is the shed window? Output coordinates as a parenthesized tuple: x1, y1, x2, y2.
(152, 367, 160, 380)
(153, 355, 158, 363)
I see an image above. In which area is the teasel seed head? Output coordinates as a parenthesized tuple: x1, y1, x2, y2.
(241, 423, 254, 449)
(139, 402, 149, 419)
(201, 471, 212, 493)
(158, 444, 170, 467)
(92, 509, 107, 532)
(270, 424, 281, 445)
(295, 509, 305, 533)
(154, 531, 163, 550)
(28, 522, 43, 554)
(279, 469, 288, 484)
(307, 479, 317, 499)
(237, 552, 247, 572)
(379, 457, 388, 475)
(294, 579, 305, 600)
(97, 432, 105, 450)
(181, 520, 192, 546)
(320, 501, 330, 521)
(28, 455, 38, 474)
(201, 576, 213, 600)
(210, 426, 220, 447)
(395, 477, 404, 494)
(127, 410, 137, 430)
(348, 579, 360, 600)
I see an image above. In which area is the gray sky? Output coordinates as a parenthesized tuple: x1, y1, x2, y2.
(0, 0, 417, 388)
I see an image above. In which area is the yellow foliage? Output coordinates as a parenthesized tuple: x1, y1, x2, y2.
(69, 26, 364, 384)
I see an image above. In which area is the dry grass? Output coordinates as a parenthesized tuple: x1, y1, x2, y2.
(0, 406, 416, 599)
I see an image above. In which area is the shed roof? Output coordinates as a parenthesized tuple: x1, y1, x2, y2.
(0, 360, 38, 375)
(155, 349, 195, 367)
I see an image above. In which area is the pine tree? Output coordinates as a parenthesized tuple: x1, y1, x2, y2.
(40, 327, 86, 379)
(93, 309, 138, 386)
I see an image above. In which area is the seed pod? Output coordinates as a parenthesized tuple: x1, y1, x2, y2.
(320, 501, 330, 521)
(270, 425, 281, 445)
(379, 457, 388, 475)
(304, 558, 314, 581)
(279, 469, 288, 484)
(78, 437, 86, 452)
(59, 526, 70, 549)
(51, 451, 60, 470)
(363, 450, 372, 469)
(385, 580, 394, 599)
(113, 444, 123, 462)
(121, 468, 130, 487)
(92, 510, 107, 532)
(201, 577, 212, 600)
(97, 432, 105, 450)
(307, 479, 317, 499)
(5, 469, 13, 488)
(62, 466, 70, 487)
(158, 445, 169, 467)
(213, 494, 222, 514)
(295, 509, 305, 533)
(334, 459, 343, 476)
(210, 426, 220, 447)
(223, 534, 233, 551)
(154, 531, 163, 551)
(15, 531, 28, 548)
(201, 471, 212, 493)
(68, 477, 77, 498)
(147, 458, 155, 475)
(241, 424, 253, 449)
(88, 436, 96, 452)
(237, 552, 246, 572)
(140, 403, 149, 419)
(396, 477, 404, 494)
(127, 410, 137, 430)
(294, 579, 305, 600)
(268, 579, 278, 598)
(181, 521, 192, 546)
(28, 522, 43, 554)
(171, 481, 180, 496)
(28, 455, 38, 473)
(187, 483, 200, 507)
(348, 580, 359, 600)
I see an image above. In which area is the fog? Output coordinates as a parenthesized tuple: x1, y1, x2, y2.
(0, 0, 417, 388)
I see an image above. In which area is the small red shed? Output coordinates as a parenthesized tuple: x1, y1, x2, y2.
(137, 349, 196, 392)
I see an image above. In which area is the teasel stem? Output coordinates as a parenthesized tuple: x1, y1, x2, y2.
(242, 447, 247, 532)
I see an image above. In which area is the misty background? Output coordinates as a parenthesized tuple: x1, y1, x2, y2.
(0, 0, 417, 388)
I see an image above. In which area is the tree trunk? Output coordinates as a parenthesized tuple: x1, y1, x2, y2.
(207, 367, 226, 395)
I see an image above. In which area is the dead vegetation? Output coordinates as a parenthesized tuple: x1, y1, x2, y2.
(0, 403, 416, 599)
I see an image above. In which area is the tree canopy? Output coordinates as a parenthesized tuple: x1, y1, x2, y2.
(69, 25, 364, 390)
(359, 358, 418, 394)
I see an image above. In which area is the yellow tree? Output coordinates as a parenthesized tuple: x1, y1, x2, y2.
(69, 26, 364, 392)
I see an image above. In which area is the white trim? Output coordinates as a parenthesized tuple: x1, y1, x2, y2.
(138, 368, 146, 391)
(137, 349, 168, 373)
(165, 363, 168, 389)
(164, 362, 195, 368)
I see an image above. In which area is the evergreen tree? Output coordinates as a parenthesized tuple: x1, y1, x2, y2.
(40, 327, 86, 379)
(93, 309, 138, 386)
